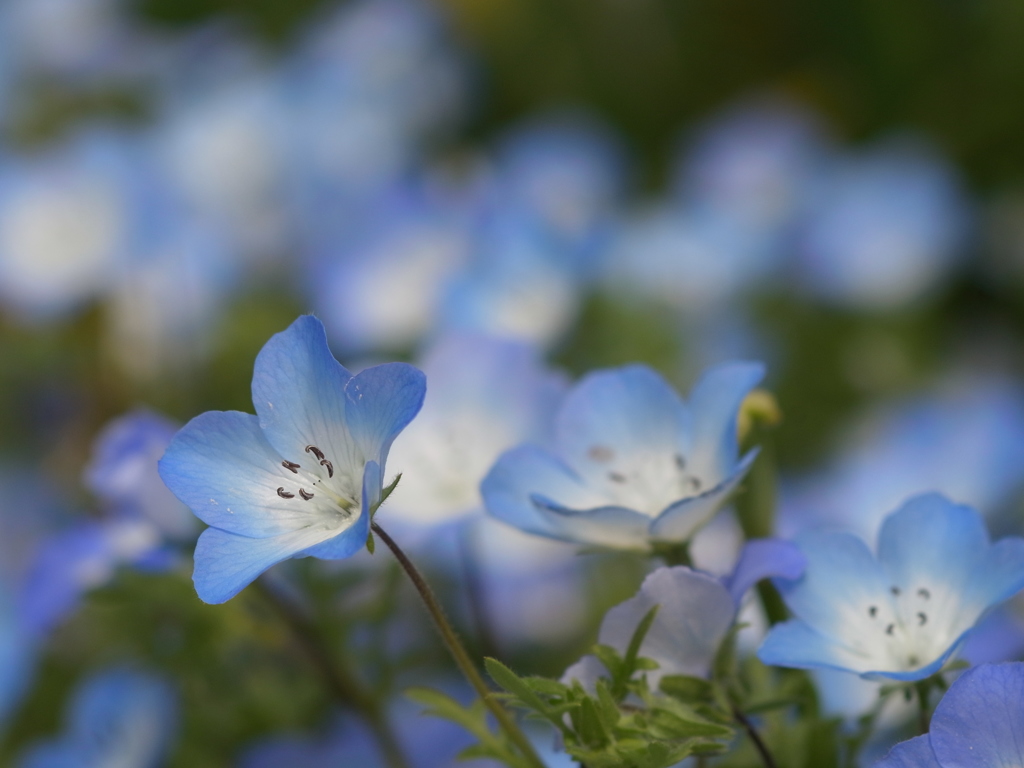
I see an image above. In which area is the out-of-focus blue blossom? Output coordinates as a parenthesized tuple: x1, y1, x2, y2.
(311, 184, 470, 352)
(490, 113, 628, 257)
(0, 585, 32, 728)
(153, 72, 291, 261)
(795, 136, 971, 310)
(387, 333, 566, 525)
(85, 410, 195, 541)
(0, 129, 143, 320)
(759, 493, 1024, 681)
(875, 662, 1024, 768)
(482, 362, 763, 549)
(781, 377, 1024, 543)
(564, 539, 805, 692)
(19, 667, 177, 768)
(159, 315, 426, 603)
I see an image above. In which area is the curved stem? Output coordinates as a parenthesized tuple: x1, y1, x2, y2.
(732, 707, 777, 768)
(372, 522, 547, 768)
(253, 579, 410, 768)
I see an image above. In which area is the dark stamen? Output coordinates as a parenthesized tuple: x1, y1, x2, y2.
(917, 612, 927, 626)
(320, 459, 334, 478)
(885, 624, 895, 635)
(282, 460, 300, 473)
(299, 488, 314, 501)
(891, 586, 901, 596)
(686, 477, 702, 492)
(607, 471, 627, 484)
(868, 606, 878, 618)
(918, 588, 930, 600)
(675, 454, 686, 470)
(305, 445, 325, 461)
(276, 487, 295, 499)
(588, 445, 614, 463)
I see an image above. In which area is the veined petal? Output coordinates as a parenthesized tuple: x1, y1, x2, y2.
(648, 449, 758, 542)
(554, 365, 688, 490)
(599, 567, 734, 687)
(929, 663, 1024, 766)
(193, 525, 346, 604)
(343, 363, 426, 467)
(481, 445, 607, 539)
(159, 411, 324, 537)
(251, 315, 361, 477)
(873, 736, 940, 768)
(531, 498, 653, 549)
(687, 361, 764, 482)
(725, 538, 806, 607)
(299, 461, 378, 560)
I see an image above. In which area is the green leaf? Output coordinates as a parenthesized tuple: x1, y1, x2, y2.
(485, 658, 571, 735)
(576, 696, 611, 748)
(622, 605, 660, 682)
(595, 679, 622, 732)
(405, 687, 492, 742)
(659, 674, 714, 703)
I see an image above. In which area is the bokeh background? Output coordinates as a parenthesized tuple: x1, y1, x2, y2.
(4, 0, 1024, 765)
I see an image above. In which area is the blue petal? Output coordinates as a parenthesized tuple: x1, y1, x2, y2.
(250, 315, 359, 471)
(964, 537, 1024, 616)
(343, 363, 427, 467)
(649, 449, 758, 542)
(929, 662, 1024, 766)
(299, 461, 377, 560)
(481, 445, 607, 539)
(554, 365, 688, 488)
(159, 411, 321, 537)
(724, 538, 806, 607)
(872, 735, 940, 768)
(531, 498, 654, 549)
(876, 493, 988, 599)
(193, 524, 350, 604)
(757, 620, 875, 674)
(686, 361, 764, 481)
(598, 567, 735, 687)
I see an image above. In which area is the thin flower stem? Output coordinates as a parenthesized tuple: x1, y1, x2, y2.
(372, 522, 547, 768)
(253, 579, 411, 768)
(732, 706, 777, 768)
(915, 680, 931, 734)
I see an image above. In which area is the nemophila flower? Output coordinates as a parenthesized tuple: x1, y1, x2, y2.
(564, 539, 805, 691)
(158, 315, 426, 603)
(481, 361, 764, 550)
(875, 662, 1024, 768)
(387, 333, 566, 526)
(759, 493, 1024, 681)
(19, 667, 177, 768)
(795, 136, 970, 310)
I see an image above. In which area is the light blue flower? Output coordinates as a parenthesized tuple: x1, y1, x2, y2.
(564, 539, 805, 691)
(481, 362, 764, 549)
(875, 662, 1024, 767)
(0, 585, 32, 729)
(759, 493, 1024, 681)
(158, 315, 426, 603)
(795, 136, 970, 310)
(19, 667, 177, 768)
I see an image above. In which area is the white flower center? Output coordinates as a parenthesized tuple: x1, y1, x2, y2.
(273, 443, 361, 527)
(586, 443, 707, 517)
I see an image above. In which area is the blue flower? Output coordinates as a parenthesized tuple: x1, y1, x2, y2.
(874, 662, 1024, 767)
(0, 585, 32, 729)
(19, 667, 177, 768)
(159, 315, 426, 603)
(564, 539, 805, 691)
(759, 493, 1024, 681)
(481, 362, 764, 549)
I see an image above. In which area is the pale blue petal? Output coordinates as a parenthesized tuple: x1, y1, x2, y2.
(554, 365, 688, 488)
(299, 461, 377, 559)
(531, 498, 653, 549)
(251, 315, 360, 474)
(159, 411, 318, 537)
(873, 736, 940, 768)
(929, 662, 1024, 766)
(648, 449, 758, 542)
(193, 525, 346, 604)
(598, 567, 735, 687)
(561, 654, 606, 696)
(725, 538, 806, 607)
(757, 620, 874, 674)
(876, 493, 987, 596)
(687, 361, 764, 481)
(481, 445, 607, 539)
(343, 363, 427, 467)
(964, 537, 1024, 613)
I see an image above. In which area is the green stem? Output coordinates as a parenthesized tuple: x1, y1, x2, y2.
(371, 522, 547, 768)
(915, 680, 931, 734)
(253, 579, 411, 768)
(732, 706, 777, 768)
